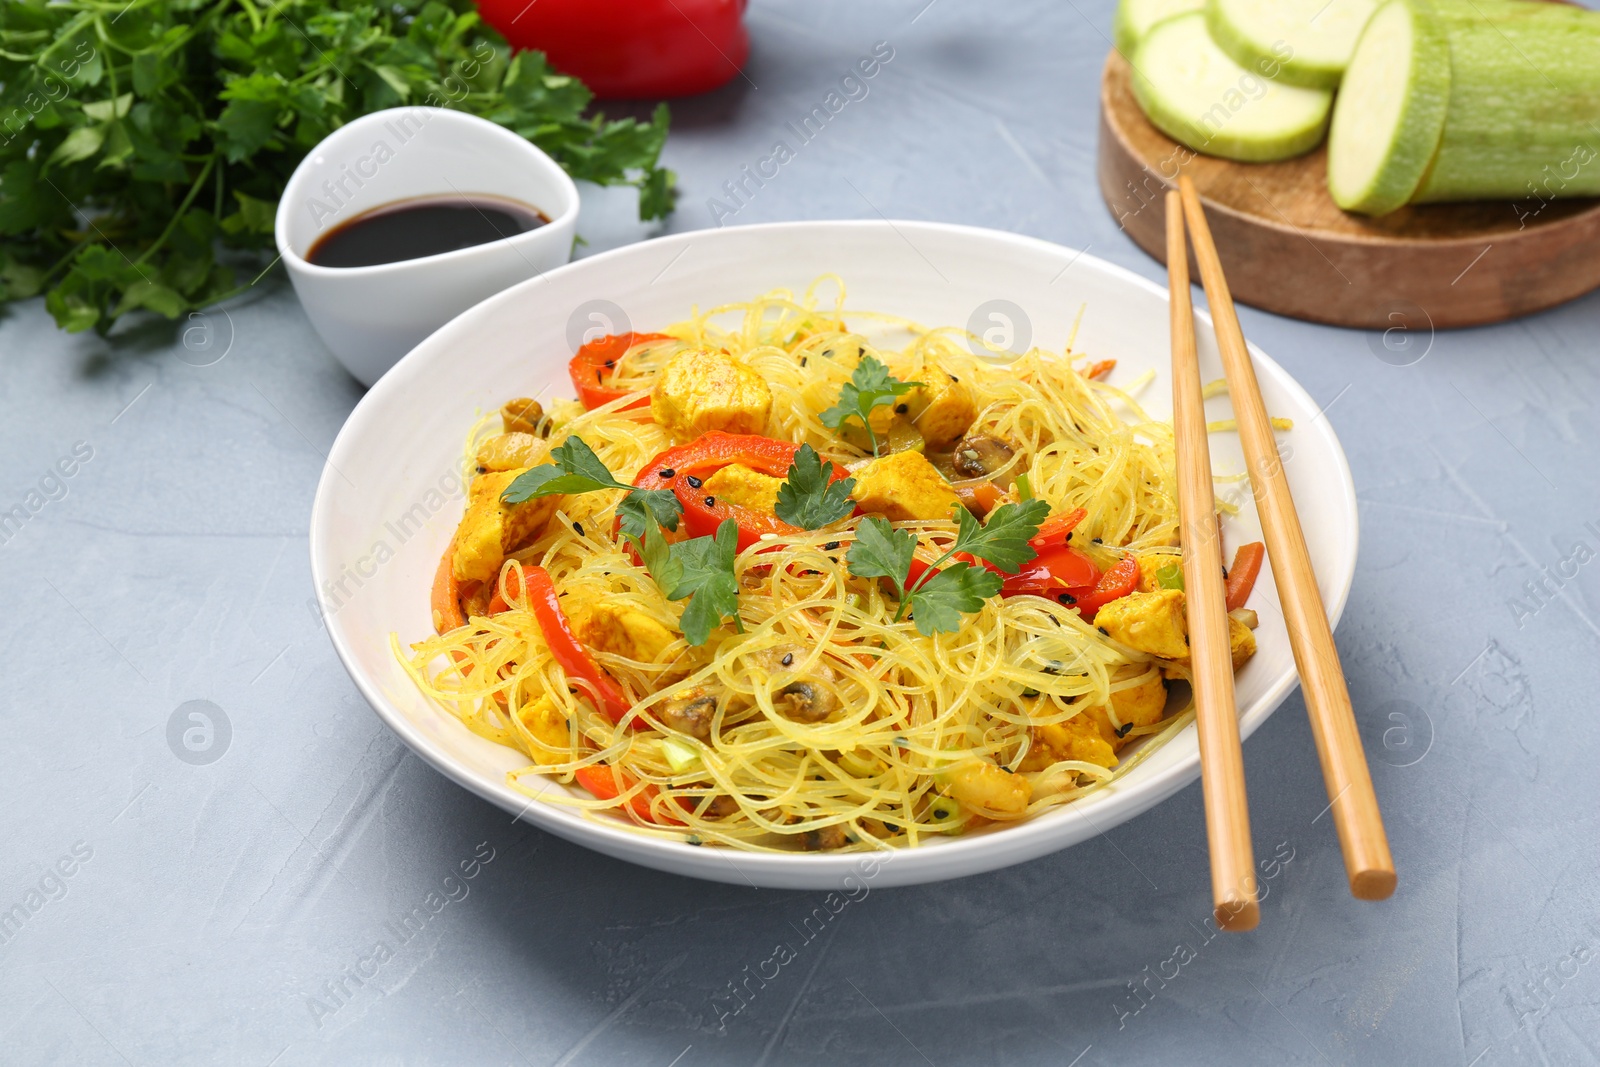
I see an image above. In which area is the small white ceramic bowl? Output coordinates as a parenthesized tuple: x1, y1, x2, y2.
(275, 107, 579, 387)
(309, 221, 1359, 890)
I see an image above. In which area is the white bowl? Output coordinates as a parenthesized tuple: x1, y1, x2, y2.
(309, 221, 1358, 890)
(275, 106, 579, 387)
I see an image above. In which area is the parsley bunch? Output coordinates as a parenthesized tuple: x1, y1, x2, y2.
(0, 0, 674, 335)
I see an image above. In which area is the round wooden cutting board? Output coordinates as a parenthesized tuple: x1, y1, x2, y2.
(1097, 51, 1600, 329)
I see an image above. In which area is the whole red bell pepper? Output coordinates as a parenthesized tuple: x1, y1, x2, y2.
(475, 0, 749, 100)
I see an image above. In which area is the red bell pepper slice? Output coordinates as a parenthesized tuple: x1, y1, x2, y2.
(1071, 556, 1141, 620)
(627, 432, 850, 554)
(1027, 507, 1088, 551)
(1000, 542, 1103, 600)
(573, 764, 681, 825)
(1224, 542, 1266, 612)
(568, 332, 676, 411)
(522, 565, 636, 727)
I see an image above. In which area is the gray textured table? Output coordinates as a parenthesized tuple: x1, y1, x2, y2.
(3, 1, 1597, 1064)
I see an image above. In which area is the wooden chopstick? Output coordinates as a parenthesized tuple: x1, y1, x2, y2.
(1177, 176, 1397, 902)
(1166, 191, 1259, 932)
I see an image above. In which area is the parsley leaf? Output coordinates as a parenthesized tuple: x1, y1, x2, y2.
(818, 355, 920, 454)
(635, 518, 742, 646)
(906, 563, 1003, 636)
(948, 498, 1050, 573)
(773, 443, 857, 529)
(616, 488, 684, 540)
(844, 516, 917, 588)
(844, 501, 1049, 635)
(500, 435, 682, 532)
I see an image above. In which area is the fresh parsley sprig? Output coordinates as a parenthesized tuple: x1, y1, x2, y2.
(818, 355, 921, 455)
(0, 0, 674, 336)
(773, 443, 857, 529)
(845, 498, 1051, 636)
(500, 436, 681, 538)
(634, 518, 743, 646)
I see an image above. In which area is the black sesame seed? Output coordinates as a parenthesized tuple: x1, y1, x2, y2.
(704, 496, 715, 507)
(659, 467, 675, 478)
(949, 375, 960, 382)
(595, 371, 603, 383)
(1065, 532, 1073, 542)
(1097, 626, 1109, 636)
(1092, 537, 1103, 544)
(1116, 723, 1133, 738)
(1057, 592, 1076, 605)
(475, 466, 487, 473)
(604, 359, 615, 368)
(781, 652, 794, 667)
(822, 348, 833, 358)
(686, 475, 703, 488)
(933, 808, 948, 820)
(824, 541, 841, 551)
(572, 521, 584, 535)
(801, 356, 809, 367)
(895, 403, 908, 414)
(1021, 687, 1039, 698)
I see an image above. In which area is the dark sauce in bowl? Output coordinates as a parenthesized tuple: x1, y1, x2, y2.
(306, 195, 548, 268)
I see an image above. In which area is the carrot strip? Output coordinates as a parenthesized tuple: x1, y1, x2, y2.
(1224, 542, 1265, 612)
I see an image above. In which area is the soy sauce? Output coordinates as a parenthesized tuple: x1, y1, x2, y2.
(306, 195, 548, 268)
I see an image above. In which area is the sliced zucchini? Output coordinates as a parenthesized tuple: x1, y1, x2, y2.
(1414, 0, 1600, 204)
(1326, 0, 1451, 214)
(1113, 0, 1206, 56)
(1131, 13, 1333, 163)
(1206, 0, 1380, 90)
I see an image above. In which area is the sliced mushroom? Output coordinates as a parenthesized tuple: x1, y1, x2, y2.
(500, 397, 544, 436)
(754, 645, 839, 723)
(799, 825, 849, 851)
(702, 795, 740, 819)
(659, 687, 717, 740)
(775, 681, 837, 723)
(951, 432, 1019, 482)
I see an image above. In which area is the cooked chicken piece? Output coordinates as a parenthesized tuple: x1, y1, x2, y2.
(569, 602, 677, 663)
(452, 469, 558, 583)
(1081, 668, 1168, 751)
(1135, 551, 1184, 593)
(474, 432, 550, 473)
(1020, 714, 1118, 772)
(905, 371, 978, 450)
(945, 760, 1033, 815)
(1227, 614, 1256, 670)
(650, 347, 772, 441)
(500, 397, 544, 436)
(1093, 588, 1190, 660)
(850, 450, 963, 522)
(700, 463, 783, 514)
(516, 696, 570, 765)
(658, 687, 718, 740)
(1097, 590, 1256, 675)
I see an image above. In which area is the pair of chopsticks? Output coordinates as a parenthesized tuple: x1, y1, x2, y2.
(1166, 177, 1396, 931)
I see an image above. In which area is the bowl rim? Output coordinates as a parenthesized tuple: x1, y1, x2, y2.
(310, 218, 1359, 884)
(273, 106, 581, 281)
